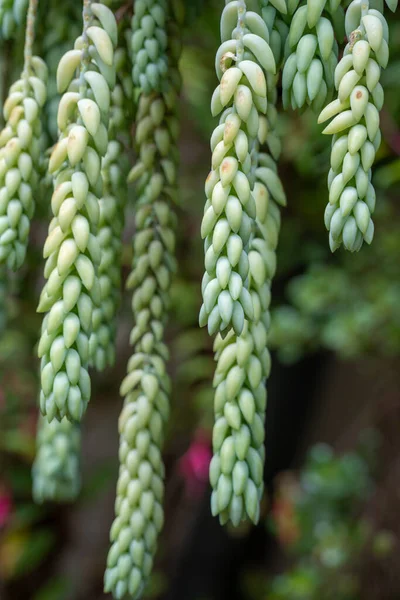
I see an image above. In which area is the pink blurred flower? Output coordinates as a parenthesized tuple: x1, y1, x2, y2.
(179, 430, 212, 498)
(0, 487, 12, 528)
(271, 473, 301, 547)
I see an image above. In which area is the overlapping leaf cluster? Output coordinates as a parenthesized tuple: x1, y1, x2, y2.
(281, 0, 344, 112)
(32, 414, 81, 503)
(37, 2, 118, 423)
(104, 3, 183, 598)
(319, 0, 394, 252)
(201, 0, 287, 525)
(0, 0, 47, 270)
(0, 0, 28, 40)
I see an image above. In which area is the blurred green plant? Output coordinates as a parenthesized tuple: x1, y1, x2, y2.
(270, 200, 400, 362)
(266, 437, 395, 600)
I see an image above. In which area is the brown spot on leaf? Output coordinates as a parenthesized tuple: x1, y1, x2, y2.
(224, 121, 232, 135)
(221, 160, 230, 173)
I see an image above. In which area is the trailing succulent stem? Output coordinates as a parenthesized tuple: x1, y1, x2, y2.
(104, 4, 183, 599)
(0, 0, 28, 40)
(260, 0, 288, 75)
(37, 1, 117, 423)
(32, 413, 81, 503)
(131, 0, 169, 94)
(210, 129, 283, 525)
(281, 0, 345, 113)
(0, 0, 47, 270)
(90, 81, 127, 371)
(202, 0, 285, 525)
(199, 0, 278, 338)
(319, 0, 391, 252)
(90, 15, 133, 373)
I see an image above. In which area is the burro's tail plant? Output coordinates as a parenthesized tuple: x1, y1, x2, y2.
(104, 4, 182, 599)
(281, 0, 345, 113)
(89, 81, 127, 372)
(0, 0, 47, 270)
(0, 0, 28, 40)
(319, 0, 394, 252)
(131, 0, 169, 94)
(199, 0, 277, 338)
(210, 129, 284, 525)
(0, 0, 394, 598)
(200, 0, 286, 525)
(32, 414, 81, 503)
(260, 0, 288, 89)
(37, 1, 117, 423)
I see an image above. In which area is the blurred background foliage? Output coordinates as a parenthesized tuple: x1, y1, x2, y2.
(0, 1, 400, 599)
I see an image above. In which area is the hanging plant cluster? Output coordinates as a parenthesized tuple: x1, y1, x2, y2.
(0, 0, 397, 598)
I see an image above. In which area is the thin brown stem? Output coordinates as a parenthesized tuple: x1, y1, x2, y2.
(23, 0, 39, 77)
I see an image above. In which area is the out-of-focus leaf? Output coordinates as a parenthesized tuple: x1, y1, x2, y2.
(33, 576, 73, 600)
(0, 531, 27, 579)
(13, 529, 55, 576)
(9, 503, 45, 529)
(172, 328, 210, 358)
(144, 568, 168, 599)
(80, 460, 118, 504)
(175, 356, 215, 384)
(0, 430, 35, 458)
(374, 159, 400, 189)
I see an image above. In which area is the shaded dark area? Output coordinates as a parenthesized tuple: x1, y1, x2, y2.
(163, 353, 328, 600)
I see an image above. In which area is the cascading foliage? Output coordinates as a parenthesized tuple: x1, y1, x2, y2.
(199, 1, 276, 338)
(0, 0, 47, 270)
(0, 0, 397, 598)
(319, 0, 391, 252)
(32, 414, 81, 503)
(37, 1, 117, 423)
(281, 0, 345, 113)
(200, 0, 286, 525)
(104, 3, 182, 599)
(90, 79, 128, 371)
(0, 0, 28, 40)
(131, 0, 168, 94)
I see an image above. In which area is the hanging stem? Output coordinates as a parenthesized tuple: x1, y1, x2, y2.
(234, 0, 246, 64)
(23, 0, 39, 77)
(79, 0, 93, 93)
